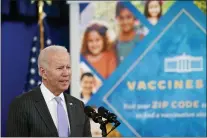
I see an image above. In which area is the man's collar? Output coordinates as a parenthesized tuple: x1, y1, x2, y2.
(40, 83, 64, 103)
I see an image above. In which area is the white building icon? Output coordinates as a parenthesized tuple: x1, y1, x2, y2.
(164, 53, 203, 73)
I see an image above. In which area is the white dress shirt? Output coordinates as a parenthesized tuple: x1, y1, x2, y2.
(40, 83, 70, 133)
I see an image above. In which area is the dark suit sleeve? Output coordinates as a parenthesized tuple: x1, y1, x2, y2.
(81, 102, 92, 137)
(6, 98, 29, 137)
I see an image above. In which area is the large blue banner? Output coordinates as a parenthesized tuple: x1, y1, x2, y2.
(78, 1, 206, 137)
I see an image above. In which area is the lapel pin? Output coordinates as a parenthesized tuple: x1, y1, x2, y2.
(69, 103, 73, 105)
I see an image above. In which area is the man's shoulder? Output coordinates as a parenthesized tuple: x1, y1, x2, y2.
(64, 93, 84, 105)
(11, 87, 40, 104)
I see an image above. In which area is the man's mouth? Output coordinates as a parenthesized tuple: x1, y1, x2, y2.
(59, 80, 69, 83)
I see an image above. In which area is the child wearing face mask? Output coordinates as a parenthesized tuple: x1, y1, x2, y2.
(115, 2, 144, 64)
(81, 23, 117, 79)
(144, 0, 163, 25)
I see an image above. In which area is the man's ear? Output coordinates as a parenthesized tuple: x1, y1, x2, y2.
(39, 67, 47, 80)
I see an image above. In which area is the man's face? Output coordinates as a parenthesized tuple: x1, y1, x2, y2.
(81, 76, 94, 95)
(42, 51, 71, 93)
(117, 8, 135, 33)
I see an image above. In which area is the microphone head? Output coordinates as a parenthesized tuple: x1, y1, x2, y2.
(84, 106, 103, 123)
(98, 106, 109, 118)
(98, 106, 118, 123)
(84, 106, 96, 118)
(109, 113, 117, 118)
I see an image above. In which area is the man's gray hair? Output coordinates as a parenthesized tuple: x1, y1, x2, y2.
(38, 45, 68, 70)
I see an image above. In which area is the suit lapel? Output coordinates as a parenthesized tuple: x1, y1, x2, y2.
(64, 93, 76, 137)
(32, 87, 58, 137)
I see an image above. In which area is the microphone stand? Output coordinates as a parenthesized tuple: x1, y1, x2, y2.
(100, 120, 108, 137)
(100, 120, 121, 137)
(106, 121, 121, 136)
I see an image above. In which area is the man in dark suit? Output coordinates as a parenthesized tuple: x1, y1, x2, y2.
(7, 45, 92, 137)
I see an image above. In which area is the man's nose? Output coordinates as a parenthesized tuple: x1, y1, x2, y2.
(87, 84, 93, 88)
(62, 68, 70, 76)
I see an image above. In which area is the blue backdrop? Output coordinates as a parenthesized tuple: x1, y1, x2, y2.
(85, 1, 206, 137)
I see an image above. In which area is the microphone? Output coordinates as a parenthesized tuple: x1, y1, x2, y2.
(98, 106, 121, 127)
(84, 106, 104, 125)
